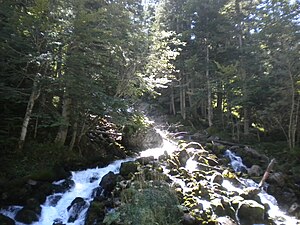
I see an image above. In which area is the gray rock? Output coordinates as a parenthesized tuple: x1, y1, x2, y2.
(119, 161, 139, 178)
(99, 171, 117, 195)
(216, 216, 238, 225)
(211, 172, 224, 185)
(247, 165, 263, 177)
(237, 200, 265, 225)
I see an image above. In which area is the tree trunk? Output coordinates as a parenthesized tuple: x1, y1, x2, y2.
(55, 90, 71, 145)
(288, 64, 298, 150)
(179, 77, 186, 120)
(18, 74, 40, 150)
(170, 84, 176, 115)
(69, 120, 78, 151)
(206, 44, 213, 127)
(244, 106, 250, 136)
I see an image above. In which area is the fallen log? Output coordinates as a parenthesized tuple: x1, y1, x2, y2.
(211, 139, 246, 147)
(258, 158, 276, 188)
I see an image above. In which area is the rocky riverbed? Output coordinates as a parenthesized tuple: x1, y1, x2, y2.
(1, 126, 300, 225)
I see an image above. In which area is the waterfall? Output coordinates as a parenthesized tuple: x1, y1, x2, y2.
(1, 159, 133, 225)
(224, 149, 299, 225)
(1, 135, 299, 225)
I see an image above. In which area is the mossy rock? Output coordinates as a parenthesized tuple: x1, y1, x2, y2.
(85, 201, 106, 225)
(116, 184, 183, 225)
(237, 200, 265, 225)
(120, 161, 139, 178)
(15, 208, 39, 224)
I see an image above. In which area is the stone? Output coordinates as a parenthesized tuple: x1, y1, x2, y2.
(211, 198, 226, 216)
(178, 150, 190, 167)
(0, 214, 15, 225)
(67, 197, 88, 223)
(85, 201, 106, 225)
(15, 208, 39, 224)
(247, 165, 263, 177)
(119, 161, 139, 177)
(211, 172, 224, 185)
(267, 172, 285, 187)
(237, 200, 265, 225)
(136, 156, 155, 165)
(99, 171, 117, 196)
(216, 216, 237, 225)
(181, 213, 197, 225)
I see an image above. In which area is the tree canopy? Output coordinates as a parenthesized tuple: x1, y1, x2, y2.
(0, 0, 299, 153)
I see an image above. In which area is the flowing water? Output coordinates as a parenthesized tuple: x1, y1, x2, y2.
(223, 150, 300, 225)
(1, 132, 299, 225)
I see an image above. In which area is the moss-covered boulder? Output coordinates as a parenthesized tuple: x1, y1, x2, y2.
(119, 161, 139, 178)
(15, 208, 39, 224)
(85, 200, 106, 225)
(237, 200, 265, 225)
(106, 183, 182, 225)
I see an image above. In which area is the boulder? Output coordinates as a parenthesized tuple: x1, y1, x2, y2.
(178, 150, 190, 167)
(237, 200, 265, 225)
(216, 216, 237, 225)
(122, 126, 163, 150)
(181, 213, 197, 225)
(84, 200, 106, 225)
(267, 172, 285, 187)
(211, 172, 224, 185)
(52, 179, 75, 193)
(0, 214, 15, 225)
(247, 165, 263, 177)
(99, 172, 117, 196)
(67, 197, 88, 223)
(136, 156, 155, 165)
(15, 208, 39, 224)
(119, 161, 139, 178)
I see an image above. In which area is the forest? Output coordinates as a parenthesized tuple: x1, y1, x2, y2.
(0, 0, 300, 224)
(0, 0, 300, 197)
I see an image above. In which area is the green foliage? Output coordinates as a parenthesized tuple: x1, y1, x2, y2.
(0, 141, 68, 179)
(105, 183, 182, 225)
(123, 113, 151, 136)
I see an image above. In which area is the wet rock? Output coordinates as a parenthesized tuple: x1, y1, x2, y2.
(237, 200, 265, 225)
(216, 216, 237, 225)
(99, 172, 117, 196)
(178, 150, 190, 167)
(247, 165, 263, 177)
(211, 172, 223, 185)
(85, 200, 106, 225)
(52, 218, 65, 225)
(119, 161, 139, 178)
(211, 198, 226, 216)
(67, 197, 88, 223)
(52, 179, 75, 193)
(288, 202, 300, 216)
(15, 208, 39, 224)
(136, 156, 155, 165)
(25, 198, 42, 215)
(181, 213, 197, 225)
(267, 172, 285, 187)
(0, 214, 15, 225)
(240, 187, 261, 201)
(205, 155, 219, 166)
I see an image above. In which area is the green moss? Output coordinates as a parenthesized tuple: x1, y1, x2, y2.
(111, 183, 183, 225)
